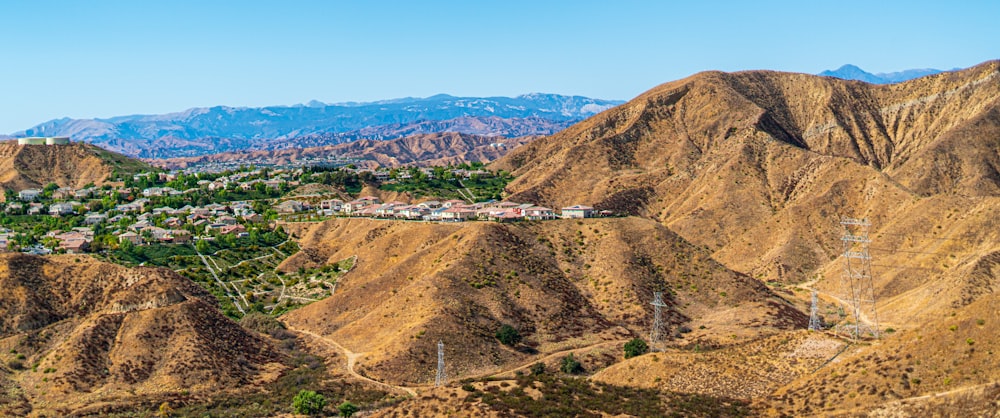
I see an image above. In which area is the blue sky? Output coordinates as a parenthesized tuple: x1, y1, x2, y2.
(1, 0, 998, 133)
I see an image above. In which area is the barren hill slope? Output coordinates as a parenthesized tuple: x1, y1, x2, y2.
(279, 217, 804, 385)
(494, 60, 1000, 296)
(0, 141, 147, 195)
(157, 132, 531, 169)
(0, 254, 283, 416)
(490, 60, 1000, 414)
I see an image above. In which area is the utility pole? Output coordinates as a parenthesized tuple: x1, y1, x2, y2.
(839, 218, 880, 340)
(808, 290, 823, 331)
(435, 340, 446, 386)
(649, 292, 668, 351)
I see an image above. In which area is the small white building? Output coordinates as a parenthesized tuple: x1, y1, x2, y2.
(18, 189, 41, 201)
(561, 205, 594, 219)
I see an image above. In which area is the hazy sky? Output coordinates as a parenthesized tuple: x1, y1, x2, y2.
(2, 0, 998, 133)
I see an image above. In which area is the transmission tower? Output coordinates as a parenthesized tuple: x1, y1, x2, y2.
(649, 292, 668, 351)
(808, 290, 823, 331)
(838, 218, 880, 340)
(435, 340, 446, 386)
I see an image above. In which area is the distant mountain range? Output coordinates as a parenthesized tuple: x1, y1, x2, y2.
(11, 94, 623, 159)
(818, 64, 953, 84)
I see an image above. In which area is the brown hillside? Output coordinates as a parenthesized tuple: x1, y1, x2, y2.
(0, 254, 283, 416)
(494, 61, 1000, 304)
(0, 141, 146, 196)
(763, 292, 1000, 416)
(489, 61, 1000, 414)
(156, 132, 532, 169)
(279, 217, 804, 385)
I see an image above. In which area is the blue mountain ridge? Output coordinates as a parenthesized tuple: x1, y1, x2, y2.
(818, 64, 953, 84)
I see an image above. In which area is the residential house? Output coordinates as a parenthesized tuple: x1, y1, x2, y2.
(319, 199, 343, 211)
(523, 206, 557, 220)
(27, 203, 44, 215)
(52, 187, 75, 200)
(440, 205, 476, 221)
(561, 205, 594, 219)
(83, 213, 107, 225)
(275, 200, 305, 214)
(167, 229, 192, 243)
(18, 189, 41, 201)
(219, 224, 247, 236)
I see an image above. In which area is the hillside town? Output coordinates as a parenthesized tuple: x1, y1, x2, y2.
(0, 165, 600, 255)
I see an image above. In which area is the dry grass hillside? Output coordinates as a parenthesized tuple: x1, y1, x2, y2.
(0, 141, 147, 196)
(0, 253, 284, 416)
(488, 61, 1000, 415)
(764, 292, 1000, 416)
(279, 217, 804, 385)
(157, 132, 532, 169)
(495, 60, 1000, 284)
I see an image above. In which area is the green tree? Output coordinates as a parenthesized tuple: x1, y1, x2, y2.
(195, 239, 210, 253)
(560, 353, 583, 374)
(495, 324, 522, 346)
(292, 390, 327, 415)
(337, 401, 359, 417)
(624, 338, 649, 359)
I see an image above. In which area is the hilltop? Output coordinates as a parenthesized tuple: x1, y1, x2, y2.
(14, 94, 622, 159)
(0, 141, 148, 195)
(492, 59, 1000, 414)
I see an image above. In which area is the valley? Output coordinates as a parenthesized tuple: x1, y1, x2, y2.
(0, 61, 998, 416)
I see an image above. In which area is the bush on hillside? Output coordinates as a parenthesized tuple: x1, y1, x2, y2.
(292, 390, 326, 415)
(495, 324, 522, 346)
(624, 338, 649, 359)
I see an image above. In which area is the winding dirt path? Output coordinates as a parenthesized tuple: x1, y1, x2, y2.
(287, 325, 417, 397)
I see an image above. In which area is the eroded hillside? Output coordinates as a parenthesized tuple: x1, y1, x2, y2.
(0, 141, 147, 196)
(0, 254, 283, 416)
(279, 217, 804, 385)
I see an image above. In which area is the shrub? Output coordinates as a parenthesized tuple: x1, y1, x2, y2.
(292, 390, 327, 415)
(624, 338, 649, 359)
(495, 324, 522, 346)
(6, 360, 23, 370)
(239, 311, 285, 335)
(560, 353, 583, 374)
(337, 401, 358, 417)
(530, 362, 546, 376)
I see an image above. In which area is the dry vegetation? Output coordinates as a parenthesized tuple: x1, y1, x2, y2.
(490, 60, 1000, 415)
(0, 141, 146, 196)
(279, 217, 803, 387)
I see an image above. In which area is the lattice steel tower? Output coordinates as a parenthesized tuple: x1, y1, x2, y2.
(808, 290, 823, 331)
(649, 292, 668, 351)
(435, 340, 446, 386)
(839, 218, 880, 340)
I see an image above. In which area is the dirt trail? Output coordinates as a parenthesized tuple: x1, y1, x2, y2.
(287, 325, 417, 397)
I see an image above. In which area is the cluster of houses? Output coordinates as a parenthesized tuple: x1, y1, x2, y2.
(282, 196, 601, 222)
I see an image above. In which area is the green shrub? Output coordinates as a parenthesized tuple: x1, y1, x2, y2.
(526, 363, 544, 376)
(624, 338, 649, 359)
(292, 390, 327, 415)
(337, 401, 358, 417)
(560, 353, 583, 374)
(495, 324, 522, 346)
